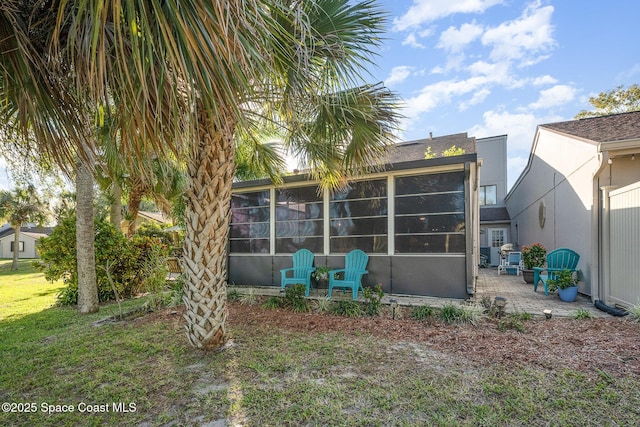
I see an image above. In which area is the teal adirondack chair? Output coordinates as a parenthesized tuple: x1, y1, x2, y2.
(328, 249, 369, 300)
(533, 248, 580, 295)
(280, 249, 316, 297)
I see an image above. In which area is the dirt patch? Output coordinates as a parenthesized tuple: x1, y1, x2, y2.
(144, 302, 640, 380)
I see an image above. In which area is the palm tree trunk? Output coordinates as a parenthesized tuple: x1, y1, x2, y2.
(182, 114, 235, 350)
(11, 224, 20, 271)
(109, 178, 123, 231)
(127, 181, 148, 237)
(76, 159, 99, 314)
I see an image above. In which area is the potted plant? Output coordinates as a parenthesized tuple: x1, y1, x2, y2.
(312, 265, 330, 289)
(521, 243, 547, 284)
(547, 269, 579, 302)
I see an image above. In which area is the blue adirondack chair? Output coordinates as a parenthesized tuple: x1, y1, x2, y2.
(533, 248, 580, 295)
(280, 249, 316, 297)
(328, 249, 369, 300)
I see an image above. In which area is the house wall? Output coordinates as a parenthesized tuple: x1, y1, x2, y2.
(476, 135, 508, 207)
(0, 234, 39, 259)
(506, 128, 600, 295)
(477, 135, 509, 262)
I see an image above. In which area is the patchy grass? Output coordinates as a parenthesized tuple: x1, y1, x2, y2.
(1, 265, 640, 426)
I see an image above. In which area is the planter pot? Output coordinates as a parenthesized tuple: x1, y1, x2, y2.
(313, 278, 328, 289)
(522, 269, 535, 284)
(558, 286, 578, 302)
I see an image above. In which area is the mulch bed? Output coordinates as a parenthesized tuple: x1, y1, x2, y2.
(145, 302, 640, 379)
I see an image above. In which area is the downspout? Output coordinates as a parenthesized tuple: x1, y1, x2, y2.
(591, 150, 609, 302)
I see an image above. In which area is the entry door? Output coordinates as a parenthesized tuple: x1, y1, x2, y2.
(488, 228, 507, 266)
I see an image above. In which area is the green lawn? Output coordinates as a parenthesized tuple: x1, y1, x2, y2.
(1, 263, 639, 426)
(0, 260, 64, 321)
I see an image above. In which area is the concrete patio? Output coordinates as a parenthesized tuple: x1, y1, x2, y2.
(471, 267, 608, 318)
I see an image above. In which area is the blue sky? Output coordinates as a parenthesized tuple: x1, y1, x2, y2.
(1, 0, 639, 191)
(373, 0, 640, 188)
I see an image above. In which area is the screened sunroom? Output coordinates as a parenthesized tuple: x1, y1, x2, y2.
(228, 133, 480, 298)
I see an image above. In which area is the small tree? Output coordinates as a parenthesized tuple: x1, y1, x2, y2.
(0, 185, 48, 270)
(424, 145, 466, 159)
(575, 84, 640, 119)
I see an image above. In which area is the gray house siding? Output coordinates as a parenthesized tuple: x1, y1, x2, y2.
(505, 127, 598, 295)
(476, 135, 510, 266)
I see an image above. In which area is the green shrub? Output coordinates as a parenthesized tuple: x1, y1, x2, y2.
(240, 289, 258, 305)
(410, 304, 435, 320)
(439, 304, 479, 325)
(497, 315, 526, 333)
(37, 214, 170, 306)
(227, 287, 241, 301)
(134, 221, 174, 245)
(363, 284, 384, 316)
(263, 296, 285, 309)
(313, 298, 332, 313)
(574, 308, 592, 320)
(284, 284, 309, 312)
(331, 300, 363, 317)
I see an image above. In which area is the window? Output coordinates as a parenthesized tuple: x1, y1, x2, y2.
(330, 179, 387, 253)
(395, 172, 466, 253)
(276, 186, 323, 253)
(230, 190, 270, 253)
(479, 185, 497, 206)
(10, 241, 25, 253)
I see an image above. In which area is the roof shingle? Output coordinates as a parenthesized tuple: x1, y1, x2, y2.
(385, 133, 476, 164)
(540, 111, 640, 143)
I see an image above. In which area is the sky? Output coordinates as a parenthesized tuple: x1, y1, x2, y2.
(1, 0, 639, 191)
(372, 0, 640, 188)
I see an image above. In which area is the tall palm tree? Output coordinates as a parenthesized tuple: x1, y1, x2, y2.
(0, 185, 48, 270)
(0, 3, 101, 313)
(1, 0, 400, 349)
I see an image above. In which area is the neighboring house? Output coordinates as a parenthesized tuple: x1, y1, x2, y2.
(0, 225, 53, 259)
(505, 111, 640, 307)
(476, 135, 511, 266)
(120, 210, 172, 234)
(228, 132, 481, 299)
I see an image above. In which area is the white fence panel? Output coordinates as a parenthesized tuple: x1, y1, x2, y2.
(609, 181, 640, 308)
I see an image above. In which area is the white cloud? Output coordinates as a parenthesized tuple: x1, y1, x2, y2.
(507, 156, 529, 190)
(531, 75, 558, 86)
(405, 77, 491, 117)
(385, 66, 414, 87)
(438, 22, 484, 53)
(617, 63, 640, 81)
(401, 33, 425, 49)
(468, 109, 565, 188)
(469, 109, 540, 150)
(431, 54, 467, 74)
(481, 2, 555, 65)
(394, 0, 504, 31)
(459, 88, 491, 110)
(528, 84, 576, 110)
